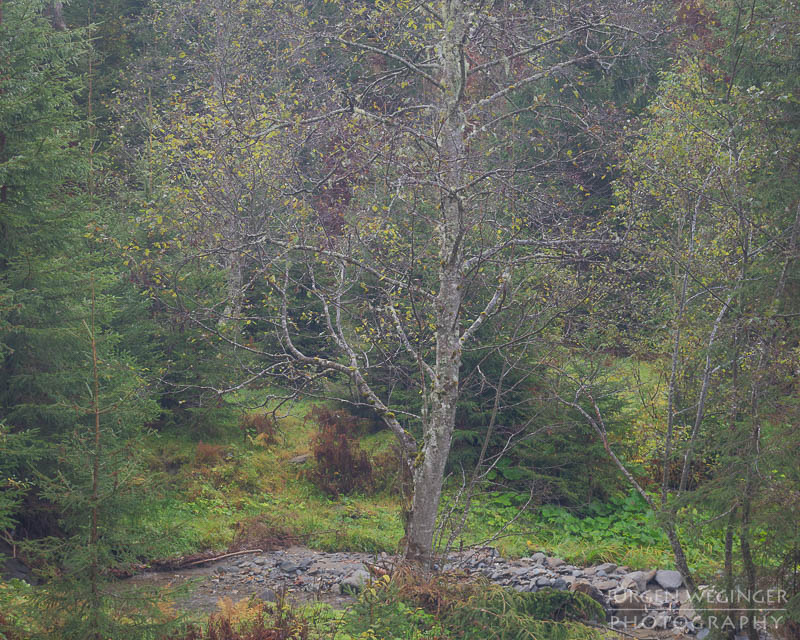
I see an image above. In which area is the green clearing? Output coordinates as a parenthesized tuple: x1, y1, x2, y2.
(137, 388, 721, 580)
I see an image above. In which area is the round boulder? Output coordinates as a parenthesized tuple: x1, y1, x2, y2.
(655, 569, 683, 590)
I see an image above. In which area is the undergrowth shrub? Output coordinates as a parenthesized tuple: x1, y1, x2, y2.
(240, 414, 278, 447)
(147, 442, 191, 474)
(349, 570, 604, 640)
(159, 406, 238, 441)
(307, 409, 372, 497)
(370, 445, 409, 494)
(195, 442, 226, 467)
(164, 598, 310, 640)
(0, 611, 24, 640)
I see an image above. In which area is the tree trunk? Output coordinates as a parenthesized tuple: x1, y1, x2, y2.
(724, 507, 738, 640)
(405, 403, 454, 564)
(664, 520, 697, 594)
(46, 1, 66, 30)
(1, 1, 4, 204)
(740, 489, 759, 640)
(403, 0, 467, 568)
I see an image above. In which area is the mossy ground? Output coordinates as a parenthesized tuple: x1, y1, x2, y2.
(1, 389, 720, 639)
(138, 390, 720, 579)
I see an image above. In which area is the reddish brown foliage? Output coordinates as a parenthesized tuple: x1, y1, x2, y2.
(390, 566, 481, 618)
(676, 0, 718, 41)
(307, 408, 372, 497)
(240, 413, 278, 445)
(370, 445, 410, 494)
(195, 441, 226, 466)
(0, 613, 23, 640)
(163, 610, 309, 640)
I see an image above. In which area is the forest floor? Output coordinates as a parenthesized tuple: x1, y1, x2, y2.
(0, 393, 761, 639)
(141, 392, 721, 579)
(120, 545, 715, 639)
(114, 392, 736, 638)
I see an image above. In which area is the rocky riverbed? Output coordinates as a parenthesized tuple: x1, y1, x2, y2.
(123, 546, 773, 639)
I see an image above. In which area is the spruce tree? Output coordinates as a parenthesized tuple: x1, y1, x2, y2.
(1, 6, 178, 637)
(0, 0, 90, 467)
(27, 281, 176, 640)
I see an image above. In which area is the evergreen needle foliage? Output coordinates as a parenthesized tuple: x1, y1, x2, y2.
(23, 284, 176, 640)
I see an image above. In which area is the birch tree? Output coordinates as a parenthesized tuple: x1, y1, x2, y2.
(145, 0, 662, 567)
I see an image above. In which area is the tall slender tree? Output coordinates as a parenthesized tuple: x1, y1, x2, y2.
(142, 0, 664, 566)
(0, 0, 89, 490)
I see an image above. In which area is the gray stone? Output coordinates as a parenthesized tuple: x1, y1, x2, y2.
(340, 568, 371, 594)
(621, 569, 656, 592)
(638, 615, 657, 629)
(672, 615, 695, 632)
(596, 562, 617, 574)
(0, 542, 39, 585)
(571, 582, 606, 609)
(530, 552, 546, 564)
(678, 602, 697, 621)
(653, 613, 671, 629)
(536, 577, 553, 587)
(279, 561, 299, 573)
(595, 579, 618, 591)
(552, 578, 568, 591)
(546, 557, 565, 569)
(655, 569, 683, 590)
(258, 588, 278, 602)
(641, 588, 669, 609)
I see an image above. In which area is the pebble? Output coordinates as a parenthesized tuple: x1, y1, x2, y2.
(141, 546, 767, 638)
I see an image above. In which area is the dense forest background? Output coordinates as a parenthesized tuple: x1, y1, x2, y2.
(1, 0, 799, 638)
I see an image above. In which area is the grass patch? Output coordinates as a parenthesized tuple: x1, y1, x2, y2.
(137, 390, 718, 581)
(137, 395, 405, 560)
(446, 490, 721, 577)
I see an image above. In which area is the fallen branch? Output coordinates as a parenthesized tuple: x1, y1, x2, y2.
(183, 548, 264, 567)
